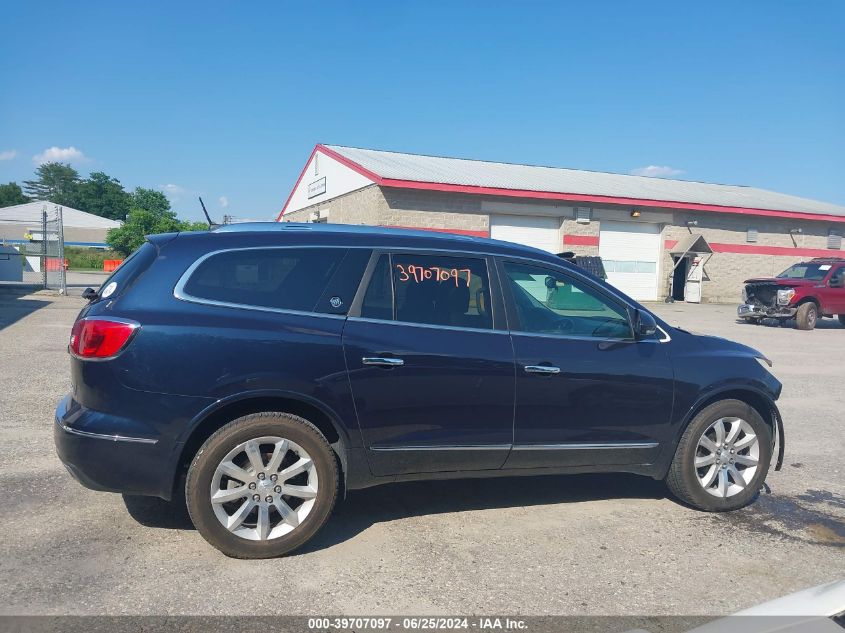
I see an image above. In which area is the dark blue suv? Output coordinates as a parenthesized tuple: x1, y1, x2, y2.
(55, 223, 784, 558)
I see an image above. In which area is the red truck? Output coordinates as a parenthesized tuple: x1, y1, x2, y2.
(737, 257, 845, 330)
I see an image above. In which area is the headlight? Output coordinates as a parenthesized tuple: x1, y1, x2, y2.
(777, 288, 795, 305)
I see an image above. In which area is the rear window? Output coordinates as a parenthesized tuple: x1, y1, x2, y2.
(97, 241, 157, 299)
(181, 247, 347, 312)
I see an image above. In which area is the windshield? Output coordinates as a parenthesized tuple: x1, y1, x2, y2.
(776, 263, 832, 280)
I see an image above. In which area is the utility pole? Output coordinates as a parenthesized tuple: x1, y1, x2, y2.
(57, 205, 66, 295)
(41, 207, 47, 288)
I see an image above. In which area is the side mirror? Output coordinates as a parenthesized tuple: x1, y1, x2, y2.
(82, 287, 98, 302)
(830, 277, 844, 288)
(632, 309, 657, 339)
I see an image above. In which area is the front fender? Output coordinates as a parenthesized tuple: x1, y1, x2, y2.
(656, 384, 784, 479)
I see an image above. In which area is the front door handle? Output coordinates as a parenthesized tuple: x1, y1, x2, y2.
(362, 357, 405, 368)
(524, 364, 561, 375)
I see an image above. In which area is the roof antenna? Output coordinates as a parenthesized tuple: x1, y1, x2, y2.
(198, 196, 220, 229)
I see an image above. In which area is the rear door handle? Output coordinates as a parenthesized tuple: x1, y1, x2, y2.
(362, 357, 405, 368)
(524, 364, 561, 375)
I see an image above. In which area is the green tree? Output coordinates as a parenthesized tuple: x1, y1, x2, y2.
(106, 189, 208, 256)
(129, 187, 171, 215)
(0, 182, 29, 207)
(22, 162, 80, 205)
(72, 172, 131, 220)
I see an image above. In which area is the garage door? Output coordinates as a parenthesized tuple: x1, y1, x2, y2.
(599, 221, 661, 301)
(490, 215, 560, 253)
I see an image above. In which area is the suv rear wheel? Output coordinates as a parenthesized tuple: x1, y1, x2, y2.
(795, 302, 818, 330)
(666, 399, 772, 512)
(186, 412, 338, 558)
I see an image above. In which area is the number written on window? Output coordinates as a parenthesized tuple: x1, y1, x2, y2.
(395, 264, 472, 287)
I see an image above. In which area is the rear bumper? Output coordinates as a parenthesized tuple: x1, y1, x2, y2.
(737, 303, 796, 319)
(53, 394, 180, 499)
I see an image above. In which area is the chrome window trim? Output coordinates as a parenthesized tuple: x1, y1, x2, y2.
(57, 420, 158, 444)
(172, 245, 350, 319)
(172, 244, 671, 339)
(510, 331, 634, 344)
(346, 316, 509, 336)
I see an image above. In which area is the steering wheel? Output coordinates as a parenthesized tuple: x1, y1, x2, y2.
(591, 321, 623, 338)
(554, 317, 575, 334)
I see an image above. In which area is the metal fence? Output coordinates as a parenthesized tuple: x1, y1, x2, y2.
(19, 205, 67, 294)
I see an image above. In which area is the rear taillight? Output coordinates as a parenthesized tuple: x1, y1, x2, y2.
(69, 318, 139, 359)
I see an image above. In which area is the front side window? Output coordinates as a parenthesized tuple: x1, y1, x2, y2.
(361, 253, 492, 329)
(182, 247, 346, 312)
(503, 261, 631, 339)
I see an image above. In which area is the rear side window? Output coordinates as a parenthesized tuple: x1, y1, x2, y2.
(361, 253, 492, 330)
(182, 247, 346, 312)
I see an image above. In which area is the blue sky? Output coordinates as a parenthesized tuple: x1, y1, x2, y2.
(1, 1, 843, 221)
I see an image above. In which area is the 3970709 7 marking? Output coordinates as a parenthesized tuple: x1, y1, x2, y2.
(308, 617, 393, 630)
(307, 617, 473, 630)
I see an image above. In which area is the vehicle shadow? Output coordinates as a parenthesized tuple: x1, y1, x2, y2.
(0, 286, 51, 331)
(305, 472, 666, 554)
(122, 472, 668, 549)
(122, 493, 194, 530)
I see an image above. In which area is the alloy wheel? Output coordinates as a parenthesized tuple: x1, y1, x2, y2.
(209, 436, 318, 541)
(694, 417, 759, 498)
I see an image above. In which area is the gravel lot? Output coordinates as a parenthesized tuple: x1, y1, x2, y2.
(1, 288, 843, 616)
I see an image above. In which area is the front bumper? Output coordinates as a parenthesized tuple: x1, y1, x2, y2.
(54, 394, 180, 499)
(737, 303, 797, 319)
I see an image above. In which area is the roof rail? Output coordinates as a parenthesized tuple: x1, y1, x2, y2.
(809, 256, 845, 262)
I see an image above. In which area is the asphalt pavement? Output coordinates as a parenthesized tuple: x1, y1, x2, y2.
(1, 289, 842, 616)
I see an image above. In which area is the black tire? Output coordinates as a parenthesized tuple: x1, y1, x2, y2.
(666, 399, 772, 512)
(838, 315, 845, 327)
(795, 302, 818, 330)
(186, 412, 338, 558)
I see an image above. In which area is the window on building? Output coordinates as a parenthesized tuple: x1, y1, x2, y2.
(361, 253, 492, 329)
(576, 207, 591, 224)
(183, 248, 346, 312)
(829, 231, 842, 250)
(747, 228, 758, 243)
(503, 261, 631, 339)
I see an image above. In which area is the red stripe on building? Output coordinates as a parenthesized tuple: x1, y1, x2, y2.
(375, 179, 845, 224)
(664, 239, 844, 258)
(562, 234, 600, 247)
(379, 225, 489, 238)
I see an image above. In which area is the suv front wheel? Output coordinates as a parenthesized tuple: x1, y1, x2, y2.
(666, 399, 772, 512)
(795, 302, 818, 330)
(186, 412, 339, 558)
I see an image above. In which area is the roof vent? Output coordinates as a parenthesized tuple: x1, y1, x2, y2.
(747, 228, 758, 243)
(829, 230, 842, 250)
